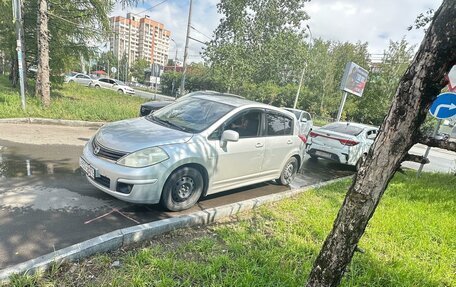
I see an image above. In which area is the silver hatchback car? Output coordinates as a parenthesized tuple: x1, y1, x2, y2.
(80, 92, 305, 211)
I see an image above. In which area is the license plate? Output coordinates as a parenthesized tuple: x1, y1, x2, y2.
(80, 157, 96, 179)
(315, 151, 330, 157)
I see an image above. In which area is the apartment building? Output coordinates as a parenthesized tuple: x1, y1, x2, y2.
(109, 13, 170, 67)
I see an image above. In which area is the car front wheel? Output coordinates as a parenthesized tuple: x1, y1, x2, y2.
(118, 89, 125, 94)
(160, 167, 204, 211)
(277, 157, 298, 185)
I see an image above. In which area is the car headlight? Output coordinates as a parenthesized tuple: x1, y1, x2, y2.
(117, 147, 169, 167)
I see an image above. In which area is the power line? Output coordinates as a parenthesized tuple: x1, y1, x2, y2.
(190, 25, 212, 40)
(130, 0, 169, 16)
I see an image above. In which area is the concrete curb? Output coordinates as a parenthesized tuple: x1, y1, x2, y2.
(0, 175, 353, 282)
(0, 118, 105, 127)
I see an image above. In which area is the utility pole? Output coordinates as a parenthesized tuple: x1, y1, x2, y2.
(293, 25, 313, 109)
(180, 0, 193, 96)
(12, 0, 26, 111)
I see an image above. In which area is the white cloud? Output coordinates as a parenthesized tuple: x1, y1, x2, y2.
(306, 0, 441, 54)
(108, 0, 442, 62)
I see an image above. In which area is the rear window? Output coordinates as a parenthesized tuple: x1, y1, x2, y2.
(322, 123, 364, 136)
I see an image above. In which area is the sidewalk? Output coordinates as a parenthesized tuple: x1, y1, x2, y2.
(0, 123, 97, 146)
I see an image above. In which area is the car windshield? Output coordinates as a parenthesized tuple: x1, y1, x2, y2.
(322, 123, 364, 136)
(147, 98, 234, 133)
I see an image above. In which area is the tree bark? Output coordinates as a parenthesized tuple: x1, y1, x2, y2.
(418, 136, 456, 152)
(306, 1, 456, 286)
(35, 0, 50, 107)
(20, 0, 27, 93)
(403, 153, 430, 164)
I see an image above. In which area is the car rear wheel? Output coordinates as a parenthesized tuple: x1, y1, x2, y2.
(94, 85, 100, 89)
(277, 157, 298, 185)
(160, 167, 204, 211)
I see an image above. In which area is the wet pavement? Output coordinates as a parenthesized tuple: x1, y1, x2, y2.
(0, 139, 355, 269)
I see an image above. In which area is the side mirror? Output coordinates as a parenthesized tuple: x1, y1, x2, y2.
(220, 130, 239, 147)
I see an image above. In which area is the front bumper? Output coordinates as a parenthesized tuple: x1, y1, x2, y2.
(80, 141, 167, 204)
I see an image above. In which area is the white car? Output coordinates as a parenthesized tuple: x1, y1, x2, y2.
(306, 122, 378, 168)
(64, 72, 92, 86)
(90, 78, 135, 94)
(80, 92, 305, 211)
(283, 108, 313, 136)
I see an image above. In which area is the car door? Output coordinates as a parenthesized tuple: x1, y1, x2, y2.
(208, 109, 265, 192)
(262, 111, 296, 177)
(76, 74, 91, 86)
(98, 78, 110, 89)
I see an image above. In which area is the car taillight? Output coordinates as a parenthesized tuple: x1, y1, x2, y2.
(309, 131, 318, 138)
(298, 135, 307, 143)
(339, 139, 359, 146)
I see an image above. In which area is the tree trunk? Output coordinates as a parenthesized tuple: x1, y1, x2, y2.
(19, 0, 27, 93)
(306, 1, 456, 286)
(9, 53, 19, 87)
(35, 0, 50, 107)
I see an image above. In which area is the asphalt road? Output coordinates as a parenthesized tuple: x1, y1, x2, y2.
(133, 89, 174, 101)
(0, 124, 454, 269)
(0, 139, 355, 269)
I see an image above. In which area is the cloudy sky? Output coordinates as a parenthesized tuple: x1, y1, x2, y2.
(111, 0, 441, 63)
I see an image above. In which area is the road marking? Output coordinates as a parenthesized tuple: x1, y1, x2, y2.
(84, 208, 140, 225)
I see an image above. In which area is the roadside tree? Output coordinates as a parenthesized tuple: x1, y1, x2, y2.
(306, 1, 456, 286)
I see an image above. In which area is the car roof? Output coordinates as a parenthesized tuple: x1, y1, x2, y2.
(190, 92, 295, 117)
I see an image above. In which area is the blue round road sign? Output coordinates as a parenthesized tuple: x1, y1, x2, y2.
(429, 92, 456, 119)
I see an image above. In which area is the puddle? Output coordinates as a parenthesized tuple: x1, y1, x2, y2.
(0, 143, 81, 178)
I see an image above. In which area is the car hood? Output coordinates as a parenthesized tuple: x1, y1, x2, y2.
(95, 117, 193, 153)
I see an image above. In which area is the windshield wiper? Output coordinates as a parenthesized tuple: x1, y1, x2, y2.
(150, 116, 191, 132)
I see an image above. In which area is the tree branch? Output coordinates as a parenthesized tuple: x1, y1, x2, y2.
(402, 153, 430, 164)
(418, 136, 456, 152)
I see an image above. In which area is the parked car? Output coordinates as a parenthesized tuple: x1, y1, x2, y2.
(283, 108, 313, 136)
(90, 78, 135, 94)
(306, 122, 378, 168)
(140, 100, 174, 116)
(64, 72, 92, 86)
(139, 91, 245, 116)
(80, 92, 305, 211)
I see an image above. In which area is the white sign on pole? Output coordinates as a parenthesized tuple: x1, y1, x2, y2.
(447, 65, 456, 92)
(111, 67, 117, 74)
(340, 62, 369, 97)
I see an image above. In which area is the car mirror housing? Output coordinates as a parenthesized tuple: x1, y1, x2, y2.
(220, 130, 239, 147)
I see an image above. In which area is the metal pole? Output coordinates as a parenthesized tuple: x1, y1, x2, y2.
(293, 25, 313, 109)
(336, 91, 348, 122)
(293, 67, 305, 109)
(417, 119, 442, 177)
(180, 0, 193, 96)
(12, 0, 26, 111)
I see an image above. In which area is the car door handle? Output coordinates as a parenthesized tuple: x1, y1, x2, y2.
(287, 140, 293, 145)
(255, 143, 264, 148)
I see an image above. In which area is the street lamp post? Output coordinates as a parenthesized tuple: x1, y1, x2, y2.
(170, 38, 179, 97)
(293, 25, 313, 109)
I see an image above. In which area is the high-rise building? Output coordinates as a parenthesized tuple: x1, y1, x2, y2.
(109, 13, 171, 67)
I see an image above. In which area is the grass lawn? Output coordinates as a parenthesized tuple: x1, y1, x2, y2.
(7, 171, 455, 287)
(0, 76, 148, 122)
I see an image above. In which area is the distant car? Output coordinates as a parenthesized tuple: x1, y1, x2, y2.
(90, 78, 135, 94)
(283, 108, 313, 136)
(306, 122, 378, 168)
(64, 72, 92, 86)
(80, 92, 305, 211)
(140, 100, 174, 116)
(139, 91, 246, 116)
(434, 132, 450, 141)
